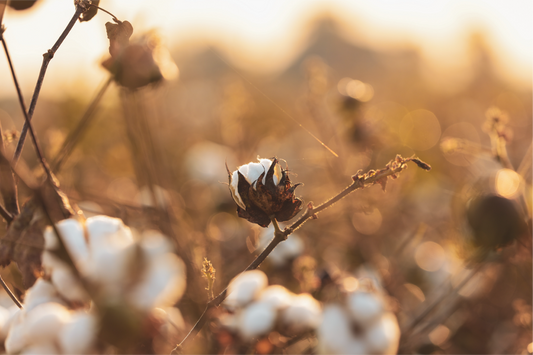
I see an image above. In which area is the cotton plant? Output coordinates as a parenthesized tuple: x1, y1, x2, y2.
(218, 270, 321, 343)
(318, 277, 400, 355)
(3, 215, 186, 354)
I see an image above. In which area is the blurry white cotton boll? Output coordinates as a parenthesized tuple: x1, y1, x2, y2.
(58, 311, 97, 354)
(23, 279, 64, 312)
(258, 285, 294, 309)
(20, 343, 59, 355)
(50, 265, 89, 303)
(318, 280, 400, 355)
(259, 226, 304, 266)
(347, 291, 383, 325)
(24, 302, 71, 345)
(0, 305, 12, 341)
(185, 141, 234, 182)
(224, 270, 268, 310)
(237, 301, 277, 340)
(318, 305, 366, 355)
(128, 231, 186, 310)
(280, 293, 321, 334)
(365, 313, 400, 354)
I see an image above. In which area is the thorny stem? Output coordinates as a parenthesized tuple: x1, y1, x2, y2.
(52, 77, 113, 172)
(172, 155, 431, 354)
(13, 4, 85, 164)
(0, 275, 22, 309)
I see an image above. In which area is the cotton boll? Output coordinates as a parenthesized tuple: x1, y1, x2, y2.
(129, 253, 186, 310)
(364, 312, 400, 354)
(280, 293, 321, 333)
(87, 243, 135, 299)
(318, 305, 366, 354)
(85, 216, 134, 249)
(0, 305, 12, 340)
(23, 279, 62, 312)
(225, 270, 268, 310)
(54, 219, 88, 262)
(59, 311, 97, 354)
(51, 266, 89, 303)
(140, 230, 173, 258)
(20, 342, 59, 355)
(5, 309, 26, 353)
(237, 301, 277, 340)
(258, 285, 294, 309)
(347, 292, 383, 325)
(24, 302, 71, 345)
(1, 306, 20, 341)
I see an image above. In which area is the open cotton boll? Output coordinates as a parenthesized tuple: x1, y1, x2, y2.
(347, 291, 383, 325)
(0, 305, 11, 337)
(280, 293, 321, 333)
(24, 302, 71, 345)
(51, 265, 89, 303)
(85, 216, 134, 249)
(224, 270, 268, 310)
(59, 311, 97, 354)
(20, 343, 59, 355)
(43, 219, 87, 260)
(23, 279, 63, 312)
(237, 301, 277, 340)
(0, 306, 19, 341)
(230, 158, 282, 208)
(364, 312, 400, 354)
(318, 305, 361, 355)
(258, 285, 294, 309)
(5, 310, 26, 353)
(129, 253, 186, 310)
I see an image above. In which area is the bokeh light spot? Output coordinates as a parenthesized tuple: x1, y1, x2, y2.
(414, 241, 445, 272)
(342, 277, 359, 293)
(495, 168, 522, 199)
(400, 109, 441, 151)
(441, 122, 480, 166)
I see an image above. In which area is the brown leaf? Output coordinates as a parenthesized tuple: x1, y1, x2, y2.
(105, 20, 133, 58)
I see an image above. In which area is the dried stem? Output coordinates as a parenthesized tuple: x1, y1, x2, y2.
(52, 77, 113, 172)
(0, 275, 22, 308)
(13, 4, 85, 164)
(172, 155, 431, 353)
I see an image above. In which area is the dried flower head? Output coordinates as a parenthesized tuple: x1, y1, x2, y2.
(227, 158, 302, 227)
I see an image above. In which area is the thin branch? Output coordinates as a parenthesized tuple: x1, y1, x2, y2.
(0, 275, 22, 308)
(172, 155, 431, 353)
(13, 4, 85, 164)
(52, 77, 113, 172)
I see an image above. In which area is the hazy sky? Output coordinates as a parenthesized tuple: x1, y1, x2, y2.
(0, 0, 531, 99)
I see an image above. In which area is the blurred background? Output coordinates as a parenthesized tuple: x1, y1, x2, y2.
(0, 1, 531, 354)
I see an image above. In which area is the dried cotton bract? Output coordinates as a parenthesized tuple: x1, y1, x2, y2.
(227, 158, 303, 227)
(318, 283, 400, 355)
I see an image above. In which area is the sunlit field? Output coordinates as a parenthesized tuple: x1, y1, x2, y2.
(0, 1, 531, 354)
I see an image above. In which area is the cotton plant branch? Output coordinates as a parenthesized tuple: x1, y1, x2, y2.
(12, 1, 90, 164)
(172, 155, 431, 353)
